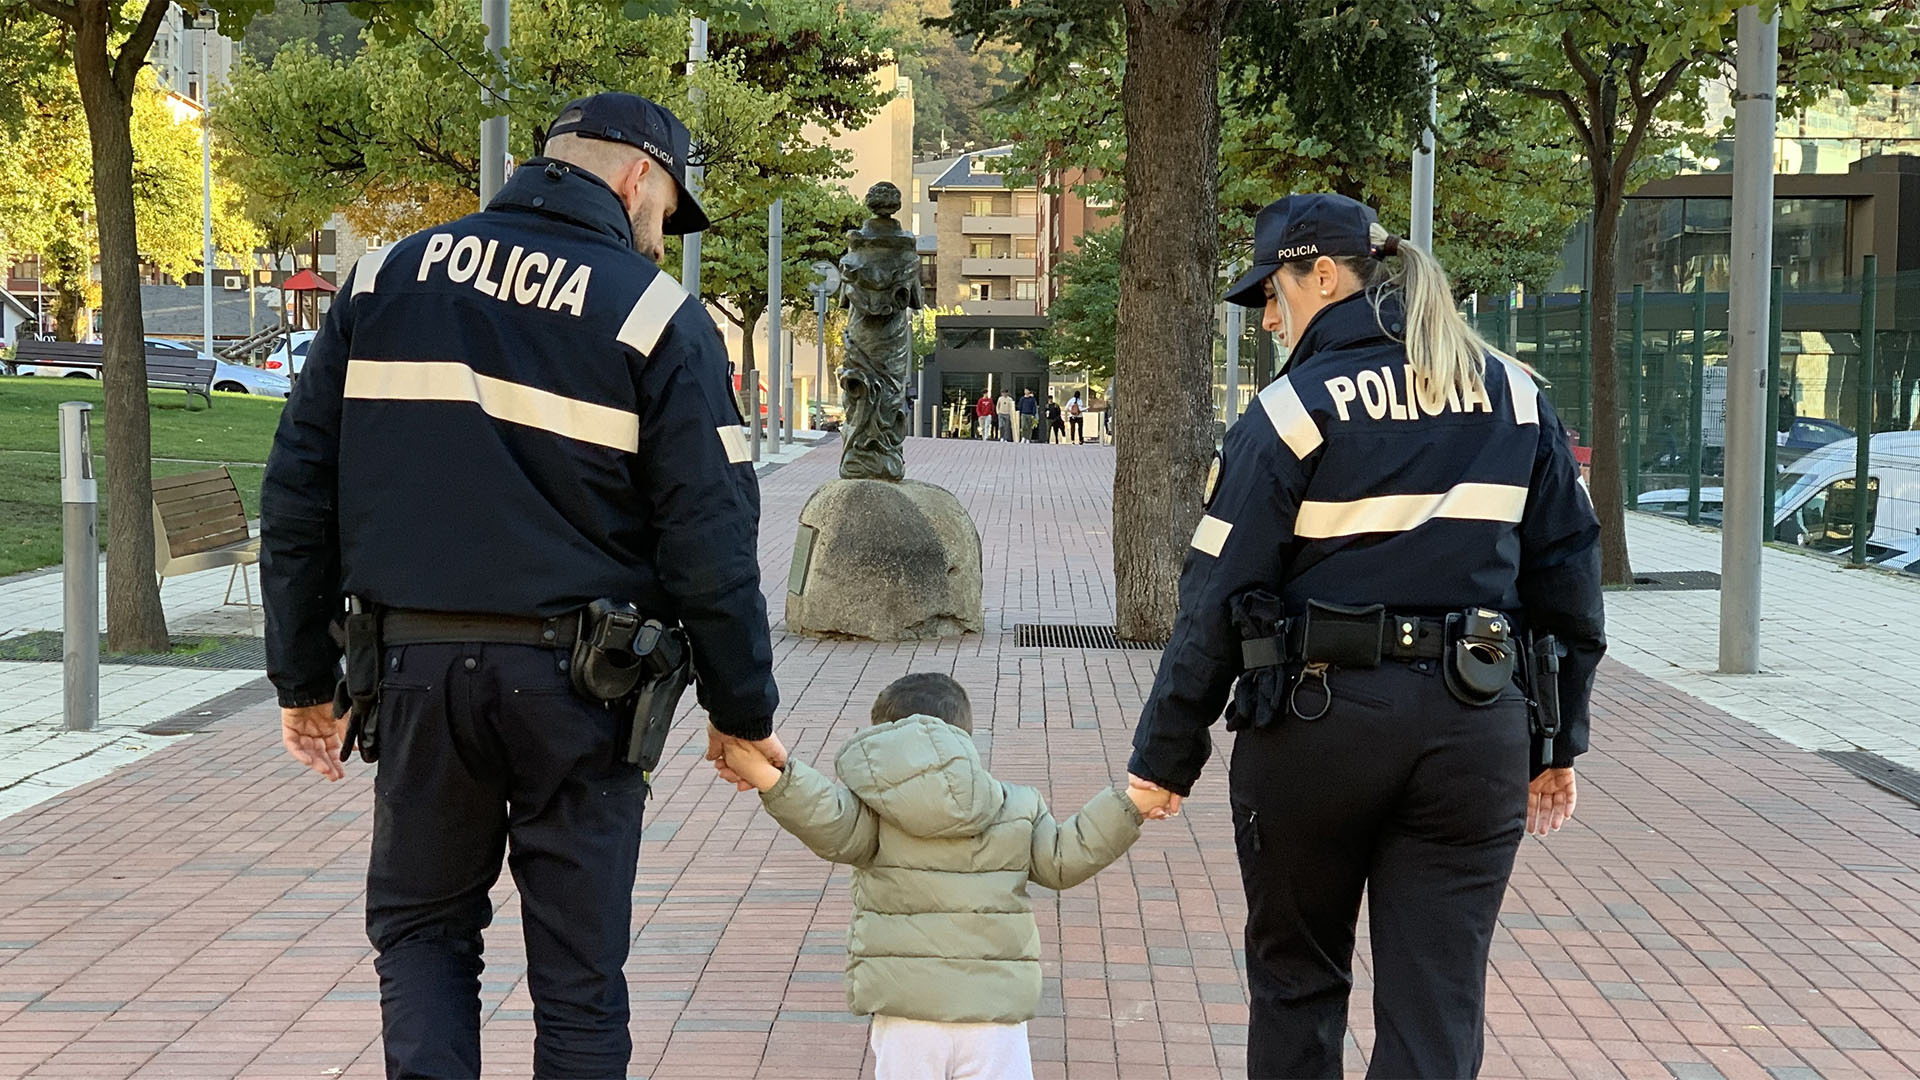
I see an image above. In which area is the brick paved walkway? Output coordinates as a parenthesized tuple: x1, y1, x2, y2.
(0, 437, 1916, 1080)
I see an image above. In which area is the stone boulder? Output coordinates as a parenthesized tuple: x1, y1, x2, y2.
(785, 479, 983, 641)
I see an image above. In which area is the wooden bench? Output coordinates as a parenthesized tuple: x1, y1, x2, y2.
(152, 467, 259, 612)
(12, 341, 217, 407)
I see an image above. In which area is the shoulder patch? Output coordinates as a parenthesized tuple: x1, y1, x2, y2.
(1257, 376, 1323, 459)
(350, 245, 393, 297)
(617, 273, 689, 357)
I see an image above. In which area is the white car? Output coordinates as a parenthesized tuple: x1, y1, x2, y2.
(15, 338, 292, 398)
(1638, 431, 1920, 566)
(261, 330, 318, 379)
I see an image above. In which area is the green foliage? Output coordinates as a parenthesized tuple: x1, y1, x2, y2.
(0, 71, 260, 337)
(236, 0, 366, 63)
(215, 0, 889, 330)
(1040, 226, 1121, 378)
(848, 0, 1015, 154)
(686, 179, 866, 362)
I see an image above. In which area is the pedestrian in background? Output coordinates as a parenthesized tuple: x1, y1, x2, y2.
(1067, 391, 1085, 444)
(1018, 389, 1039, 443)
(997, 389, 1015, 445)
(1047, 397, 1066, 443)
(975, 391, 994, 440)
(1127, 193, 1603, 1080)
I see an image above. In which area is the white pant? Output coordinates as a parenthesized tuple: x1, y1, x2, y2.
(869, 1014, 1034, 1080)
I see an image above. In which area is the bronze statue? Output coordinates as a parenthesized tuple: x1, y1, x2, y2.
(837, 182, 921, 481)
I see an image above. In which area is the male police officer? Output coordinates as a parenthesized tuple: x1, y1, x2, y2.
(262, 93, 783, 1079)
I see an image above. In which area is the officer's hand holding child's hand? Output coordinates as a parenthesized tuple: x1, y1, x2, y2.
(1126, 773, 1181, 820)
(707, 723, 788, 792)
(282, 704, 348, 782)
(1526, 768, 1577, 836)
(1125, 783, 1176, 819)
(718, 740, 783, 793)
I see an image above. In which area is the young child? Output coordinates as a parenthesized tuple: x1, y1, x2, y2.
(723, 673, 1170, 1080)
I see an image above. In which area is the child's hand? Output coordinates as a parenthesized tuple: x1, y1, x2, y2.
(1126, 783, 1175, 819)
(721, 740, 783, 793)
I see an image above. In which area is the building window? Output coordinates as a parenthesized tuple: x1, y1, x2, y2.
(912, 179, 923, 202)
(969, 282, 992, 302)
(970, 195, 994, 216)
(1014, 237, 1036, 258)
(970, 240, 995, 259)
(1015, 193, 1037, 216)
(1014, 279, 1037, 301)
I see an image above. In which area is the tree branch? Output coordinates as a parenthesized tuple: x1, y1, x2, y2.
(1559, 30, 1603, 102)
(21, 0, 77, 27)
(1612, 57, 1693, 194)
(113, 0, 172, 95)
(1517, 85, 1595, 155)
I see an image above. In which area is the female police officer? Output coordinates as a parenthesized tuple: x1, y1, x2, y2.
(1126, 193, 1604, 1079)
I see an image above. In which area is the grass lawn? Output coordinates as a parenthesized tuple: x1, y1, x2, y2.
(0, 377, 279, 578)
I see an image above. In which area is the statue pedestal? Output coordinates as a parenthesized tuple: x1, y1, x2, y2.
(785, 479, 983, 641)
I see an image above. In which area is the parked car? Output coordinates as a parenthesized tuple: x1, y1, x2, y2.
(1638, 430, 1920, 565)
(261, 329, 318, 379)
(15, 338, 291, 398)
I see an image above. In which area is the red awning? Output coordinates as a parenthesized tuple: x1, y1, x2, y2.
(281, 269, 338, 293)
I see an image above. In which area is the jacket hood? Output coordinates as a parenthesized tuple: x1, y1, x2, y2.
(835, 715, 1006, 839)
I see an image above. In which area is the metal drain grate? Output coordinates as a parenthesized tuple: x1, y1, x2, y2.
(1630, 571, 1722, 591)
(1819, 750, 1920, 807)
(1015, 624, 1165, 650)
(0, 631, 267, 670)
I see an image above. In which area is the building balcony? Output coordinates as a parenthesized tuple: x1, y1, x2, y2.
(960, 215, 1038, 236)
(961, 299, 1040, 316)
(961, 257, 1037, 277)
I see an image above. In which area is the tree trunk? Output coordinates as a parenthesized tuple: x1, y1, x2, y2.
(1587, 181, 1633, 585)
(51, 286, 87, 342)
(737, 303, 763, 419)
(1112, 0, 1234, 641)
(73, 36, 170, 652)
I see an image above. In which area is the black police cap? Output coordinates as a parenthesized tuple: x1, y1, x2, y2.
(1224, 193, 1389, 308)
(541, 92, 709, 235)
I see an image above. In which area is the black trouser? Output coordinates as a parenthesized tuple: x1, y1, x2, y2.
(365, 642, 647, 1080)
(1069, 415, 1084, 442)
(1229, 661, 1529, 1079)
(1050, 418, 1066, 442)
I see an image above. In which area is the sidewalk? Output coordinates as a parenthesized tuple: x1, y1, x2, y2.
(0, 436, 1915, 1079)
(1609, 516, 1920, 771)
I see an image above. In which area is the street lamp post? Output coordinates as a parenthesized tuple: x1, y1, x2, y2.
(191, 11, 218, 358)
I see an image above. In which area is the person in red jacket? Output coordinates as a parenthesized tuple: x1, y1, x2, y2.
(974, 392, 994, 440)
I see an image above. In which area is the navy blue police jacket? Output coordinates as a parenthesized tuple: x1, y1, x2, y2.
(261, 158, 778, 740)
(1130, 289, 1605, 795)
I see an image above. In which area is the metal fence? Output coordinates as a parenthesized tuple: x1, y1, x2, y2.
(1466, 260, 1920, 574)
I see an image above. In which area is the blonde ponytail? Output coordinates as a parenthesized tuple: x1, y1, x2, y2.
(1365, 222, 1493, 414)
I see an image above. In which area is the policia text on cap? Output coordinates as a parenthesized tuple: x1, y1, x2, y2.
(1126, 193, 1605, 1080)
(261, 93, 781, 1080)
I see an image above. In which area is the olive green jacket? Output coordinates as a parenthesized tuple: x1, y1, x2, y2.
(759, 715, 1143, 1024)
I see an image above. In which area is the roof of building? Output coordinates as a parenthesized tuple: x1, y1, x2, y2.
(929, 146, 1024, 192)
(0, 287, 30, 321)
(140, 284, 280, 338)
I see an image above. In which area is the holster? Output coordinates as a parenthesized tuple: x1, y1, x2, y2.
(1521, 632, 1564, 767)
(336, 599, 383, 763)
(1227, 591, 1289, 732)
(622, 622, 693, 783)
(567, 599, 693, 787)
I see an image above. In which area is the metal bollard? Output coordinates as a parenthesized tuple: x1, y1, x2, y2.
(59, 402, 99, 732)
(749, 381, 762, 463)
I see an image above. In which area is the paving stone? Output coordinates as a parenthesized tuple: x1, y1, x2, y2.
(0, 438, 1916, 1080)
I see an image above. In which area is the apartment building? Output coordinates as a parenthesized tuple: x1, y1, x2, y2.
(927, 147, 1042, 315)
